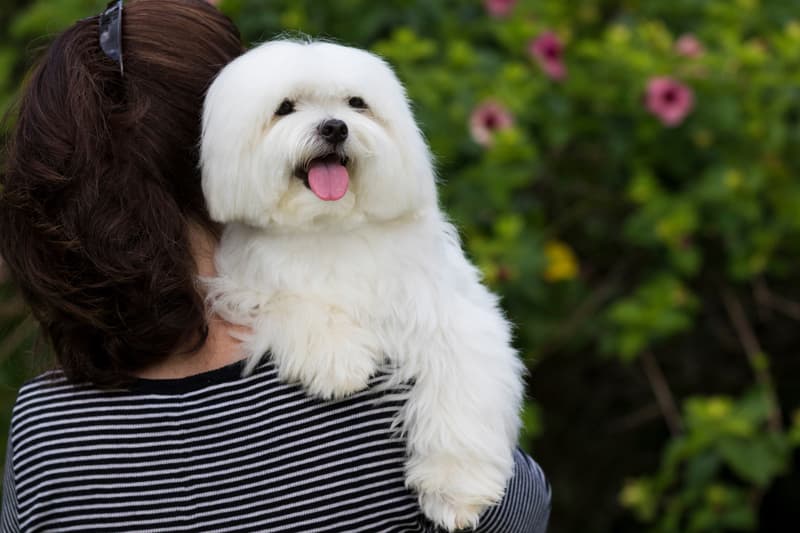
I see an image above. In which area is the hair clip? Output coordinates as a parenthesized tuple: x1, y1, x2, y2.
(99, 0, 124, 75)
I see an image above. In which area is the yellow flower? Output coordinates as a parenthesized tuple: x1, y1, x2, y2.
(543, 240, 579, 282)
(705, 397, 732, 419)
(724, 169, 743, 190)
(706, 484, 729, 508)
(619, 480, 647, 508)
(787, 21, 800, 40)
(608, 25, 631, 45)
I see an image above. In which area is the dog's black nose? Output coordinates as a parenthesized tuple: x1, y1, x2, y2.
(319, 119, 348, 144)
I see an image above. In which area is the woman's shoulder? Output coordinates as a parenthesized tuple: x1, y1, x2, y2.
(8, 369, 115, 445)
(6, 359, 406, 446)
(3, 362, 426, 532)
(12, 369, 79, 418)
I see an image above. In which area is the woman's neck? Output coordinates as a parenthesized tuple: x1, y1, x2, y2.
(134, 226, 247, 380)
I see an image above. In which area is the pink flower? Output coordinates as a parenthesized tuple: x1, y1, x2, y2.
(529, 32, 567, 81)
(645, 77, 694, 127)
(484, 0, 517, 17)
(470, 101, 514, 146)
(675, 34, 704, 58)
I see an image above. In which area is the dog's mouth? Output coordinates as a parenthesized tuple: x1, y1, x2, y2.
(295, 153, 351, 201)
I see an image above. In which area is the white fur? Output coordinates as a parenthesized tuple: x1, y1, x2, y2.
(201, 40, 525, 531)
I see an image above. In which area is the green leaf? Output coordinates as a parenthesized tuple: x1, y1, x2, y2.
(717, 433, 790, 487)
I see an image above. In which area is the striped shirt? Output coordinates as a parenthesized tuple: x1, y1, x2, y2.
(1, 360, 550, 532)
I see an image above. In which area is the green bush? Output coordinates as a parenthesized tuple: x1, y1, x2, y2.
(2, 1, 800, 532)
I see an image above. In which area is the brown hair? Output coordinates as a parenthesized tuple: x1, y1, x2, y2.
(0, 0, 242, 386)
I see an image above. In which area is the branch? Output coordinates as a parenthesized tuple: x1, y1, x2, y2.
(536, 261, 627, 360)
(609, 403, 663, 433)
(754, 279, 800, 322)
(0, 315, 37, 363)
(721, 288, 783, 432)
(640, 350, 683, 436)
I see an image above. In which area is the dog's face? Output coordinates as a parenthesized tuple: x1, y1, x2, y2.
(201, 41, 438, 231)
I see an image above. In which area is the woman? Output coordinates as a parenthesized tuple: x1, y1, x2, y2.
(0, 1, 550, 531)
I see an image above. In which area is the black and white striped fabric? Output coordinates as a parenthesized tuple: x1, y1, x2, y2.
(1, 360, 550, 532)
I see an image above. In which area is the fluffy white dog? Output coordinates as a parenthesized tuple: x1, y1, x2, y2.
(200, 40, 525, 531)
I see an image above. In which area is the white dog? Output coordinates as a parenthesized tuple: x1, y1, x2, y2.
(200, 40, 525, 531)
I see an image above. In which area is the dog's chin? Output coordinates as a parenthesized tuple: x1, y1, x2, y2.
(270, 174, 362, 232)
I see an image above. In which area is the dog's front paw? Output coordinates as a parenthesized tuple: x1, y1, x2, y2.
(407, 454, 508, 532)
(263, 303, 383, 399)
(301, 339, 379, 399)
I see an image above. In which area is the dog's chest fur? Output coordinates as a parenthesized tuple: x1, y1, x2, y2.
(209, 211, 477, 394)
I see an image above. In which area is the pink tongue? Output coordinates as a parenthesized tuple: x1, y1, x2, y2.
(307, 158, 349, 201)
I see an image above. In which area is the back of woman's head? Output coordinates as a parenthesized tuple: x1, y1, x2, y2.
(0, 0, 242, 386)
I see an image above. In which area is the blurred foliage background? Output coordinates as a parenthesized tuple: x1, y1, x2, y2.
(2, 0, 800, 531)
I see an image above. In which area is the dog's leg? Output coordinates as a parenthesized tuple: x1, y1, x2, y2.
(402, 284, 524, 531)
(250, 294, 383, 399)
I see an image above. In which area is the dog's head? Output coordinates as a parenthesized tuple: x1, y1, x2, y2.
(201, 40, 438, 231)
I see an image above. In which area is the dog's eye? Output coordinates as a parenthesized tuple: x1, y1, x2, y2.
(348, 97, 368, 110)
(275, 99, 295, 116)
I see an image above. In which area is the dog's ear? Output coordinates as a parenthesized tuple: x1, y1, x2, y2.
(200, 120, 259, 225)
(200, 60, 276, 226)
